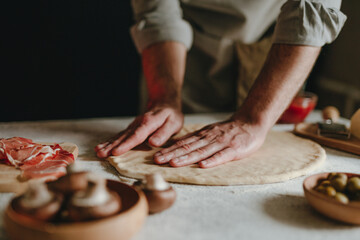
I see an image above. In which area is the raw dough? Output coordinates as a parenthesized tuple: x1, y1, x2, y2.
(107, 125, 326, 185)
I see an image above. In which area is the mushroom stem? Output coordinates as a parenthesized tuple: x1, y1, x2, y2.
(71, 174, 111, 207)
(20, 181, 55, 208)
(144, 173, 170, 191)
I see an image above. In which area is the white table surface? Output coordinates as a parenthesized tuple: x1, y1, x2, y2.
(0, 111, 359, 240)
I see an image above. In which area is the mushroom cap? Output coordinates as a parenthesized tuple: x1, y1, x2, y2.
(12, 191, 63, 221)
(144, 187, 176, 214)
(47, 171, 88, 194)
(68, 191, 121, 221)
(67, 174, 122, 221)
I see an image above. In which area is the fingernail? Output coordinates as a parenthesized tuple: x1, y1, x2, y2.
(172, 155, 188, 164)
(179, 155, 188, 160)
(154, 152, 161, 157)
(199, 160, 210, 168)
(152, 137, 162, 145)
(156, 156, 164, 162)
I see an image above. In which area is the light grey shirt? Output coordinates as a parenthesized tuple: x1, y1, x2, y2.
(130, 0, 347, 113)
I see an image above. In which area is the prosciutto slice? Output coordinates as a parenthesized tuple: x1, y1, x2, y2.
(0, 137, 74, 180)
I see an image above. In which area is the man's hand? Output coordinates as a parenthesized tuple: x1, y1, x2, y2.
(95, 104, 183, 158)
(153, 118, 267, 168)
(154, 44, 320, 168)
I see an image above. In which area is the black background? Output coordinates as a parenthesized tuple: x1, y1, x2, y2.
(2, 1, 357, 122)
(2, 0, 140, 122)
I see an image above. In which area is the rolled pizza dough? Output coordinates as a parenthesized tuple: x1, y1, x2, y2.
(107, 125, 326, 185)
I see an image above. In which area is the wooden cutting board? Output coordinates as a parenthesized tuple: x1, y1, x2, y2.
(0, 142, 78, 194)
(294, 123, 360, 155)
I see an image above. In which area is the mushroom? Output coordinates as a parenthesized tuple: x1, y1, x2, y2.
(12, 181, 63, 221)
(67, 173, 121, 221)
(135, 173, 176, 214)
(47, 163, 88, 195)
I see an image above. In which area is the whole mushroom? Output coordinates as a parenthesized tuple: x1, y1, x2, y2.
(12, 181, 63, 221)
(135, 173, 176, 214)
(47, 163, 88, 195)
(67, 173, 122, 221)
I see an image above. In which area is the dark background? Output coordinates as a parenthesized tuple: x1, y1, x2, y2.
(1, 1, 358, 122)
(2, 0, 139, 122)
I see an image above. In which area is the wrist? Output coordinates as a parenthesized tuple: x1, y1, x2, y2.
(231, 106, 274, 133)
(146, 96, 182, 111)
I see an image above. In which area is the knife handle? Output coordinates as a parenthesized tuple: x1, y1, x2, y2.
(322, 106, 340, 122)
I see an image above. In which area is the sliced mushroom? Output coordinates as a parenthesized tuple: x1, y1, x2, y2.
(12, 181, 63, 221)
(136, 173, 176, 214)
(67, 173, 121, 221)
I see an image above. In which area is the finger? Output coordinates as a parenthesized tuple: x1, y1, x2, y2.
(148, 119, 182, 147)
(154, 136, 203, 164)
(198, 147, 236, 168)
(155, 135, 199, 157)
(96, 133, 128, 158)
(111, 120, 165, 156)
(169, 143, 224, 167)
(95, 130, 126, 152)
(94, 142, 109, 151)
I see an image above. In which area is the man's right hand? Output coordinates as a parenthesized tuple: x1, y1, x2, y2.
(95, 104, 184, 158)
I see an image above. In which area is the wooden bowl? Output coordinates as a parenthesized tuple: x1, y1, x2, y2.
(4, 180, 148, 240)
(303, 172, 360, 224)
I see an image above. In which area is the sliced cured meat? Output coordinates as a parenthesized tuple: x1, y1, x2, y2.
(20, 147, 74, 180)
(0, 137, 74, 180)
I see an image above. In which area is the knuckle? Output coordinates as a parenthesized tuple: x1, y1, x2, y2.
(215, 136, 226, 144)
(141, 114, 152, 126)
(215, 133, 229, 144)
(229, 140, 239, 149)
(175, 139, 187, 147)
(195, 148, 206, 156)
(229, 136, 242, 148)
(182, 143, 192, 151)
(133, 128, 144, 140)
(214, 151, 225, 159)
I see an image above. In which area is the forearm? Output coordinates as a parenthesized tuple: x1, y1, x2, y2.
(142, 41, 187, 110)
(233, 44, 321, 130)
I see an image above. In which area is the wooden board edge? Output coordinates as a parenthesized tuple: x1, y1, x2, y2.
(0, 142, 79, 193)
(294, 123, 360, 156)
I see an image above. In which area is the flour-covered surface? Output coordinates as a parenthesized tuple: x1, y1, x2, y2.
(0, 112, 360, 240)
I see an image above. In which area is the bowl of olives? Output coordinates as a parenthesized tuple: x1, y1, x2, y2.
(303, 172, 360, 224)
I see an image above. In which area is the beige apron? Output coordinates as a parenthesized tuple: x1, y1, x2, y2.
(138, 37, 273, 114)
(235, 36, 273, 108)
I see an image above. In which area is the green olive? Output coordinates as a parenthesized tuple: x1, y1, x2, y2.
(334, 192, 349, 204)
(315, 185, 326, 193)
(347, 177, 360, 193)
(328, 172, 347, 181)
(330, 177, 347, 192)
(327, 172, 338, 180)
(324, 186, 336, 197)
(319, 180, 331, 187)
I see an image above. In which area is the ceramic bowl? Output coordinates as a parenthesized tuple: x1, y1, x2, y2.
(4, 180, 148, 240)
(303, 172, 360, 224)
